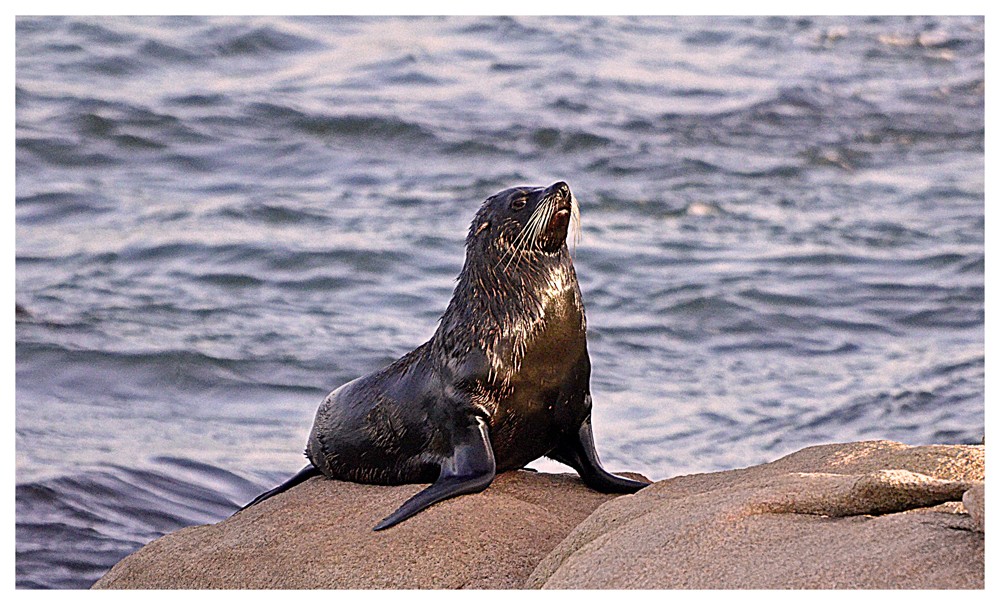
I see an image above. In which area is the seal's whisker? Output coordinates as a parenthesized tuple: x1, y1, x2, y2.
(502, 199, 551, 271)
(498, 208, 542, 269)
(569, 192, 581, 256)
(514, 209, 545, 267)
(503, 205, 545, 271)
(497, 218, 531, 270)
(526, 201, 554, 265)
(525, 198, 554, 250)
(507, 211, 538, 259)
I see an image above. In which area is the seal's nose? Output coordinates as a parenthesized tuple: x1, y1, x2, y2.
(547, 181, 570, 198)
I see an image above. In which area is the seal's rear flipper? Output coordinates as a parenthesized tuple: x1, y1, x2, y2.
(237, 465, 321, 513)
(374, 416, 496, 530)
(548, 415, 650, 493)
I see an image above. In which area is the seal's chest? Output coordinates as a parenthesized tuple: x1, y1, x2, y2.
(517, 290, 585, 386)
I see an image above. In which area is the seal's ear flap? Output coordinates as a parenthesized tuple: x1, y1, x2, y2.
(474, 221, 490, 235)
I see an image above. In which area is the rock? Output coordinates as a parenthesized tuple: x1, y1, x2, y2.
(526, 440, 984, 589)
(93, 440, 984, 590)
(92, 469, 646, 589)
(963, 483, 984, 532)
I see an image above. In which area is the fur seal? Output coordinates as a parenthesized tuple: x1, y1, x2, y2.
(241, 181, 649, 529)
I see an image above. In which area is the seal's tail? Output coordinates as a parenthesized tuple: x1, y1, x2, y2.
(236, 465, 321, 513)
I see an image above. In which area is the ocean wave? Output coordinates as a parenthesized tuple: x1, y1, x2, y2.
(16, 191, 114, 224)
(16, 458, 267, 589)
(18, 137, 117, 168)
(246, 102, 436, 143)
(213, 202, 332, 226)
(207, 24, 320, 57)
(15, 341, 325, 405)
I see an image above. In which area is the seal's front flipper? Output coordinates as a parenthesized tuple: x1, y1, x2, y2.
(374, 415, 496, 530)
(549, 415, 649, 494)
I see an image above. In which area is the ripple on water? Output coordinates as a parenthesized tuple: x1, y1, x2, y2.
(16, 459, 272, 589)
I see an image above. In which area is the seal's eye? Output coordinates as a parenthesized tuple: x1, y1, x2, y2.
(510, 197, 527, 211)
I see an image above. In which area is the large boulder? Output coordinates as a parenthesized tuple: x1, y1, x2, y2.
(92, 469, 643, 589)
(93, 440, 983, 590)
(527, 440, 984, 589)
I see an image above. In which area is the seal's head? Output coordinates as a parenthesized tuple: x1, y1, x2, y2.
(468, 182, 581, 266)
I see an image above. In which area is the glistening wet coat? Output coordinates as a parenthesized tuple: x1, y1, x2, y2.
(250, 182, 647, 529)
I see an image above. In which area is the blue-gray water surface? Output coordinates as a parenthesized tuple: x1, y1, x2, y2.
(15, 16, 984, 589)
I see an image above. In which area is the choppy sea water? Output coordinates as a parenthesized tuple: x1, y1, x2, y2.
(15, 16, 983, 589)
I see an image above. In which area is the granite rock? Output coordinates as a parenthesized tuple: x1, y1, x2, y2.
(93, 440, 984, 590)
(527, 440, 984, 589)
(92, 469, 644, 589)
(963, 482, 985, 532)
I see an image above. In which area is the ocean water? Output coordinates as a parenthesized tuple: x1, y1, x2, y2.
(15, 16, 984, 589)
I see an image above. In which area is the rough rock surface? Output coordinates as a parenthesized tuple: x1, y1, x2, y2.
(93, 440, 983, 590)
(527, 440, 984, 589)
(963, 482, 985, 532)
(92, 469, 645, 589)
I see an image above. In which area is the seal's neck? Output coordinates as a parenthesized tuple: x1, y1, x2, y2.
(433, 245, 583, 370)
(455, 244, 574, 316)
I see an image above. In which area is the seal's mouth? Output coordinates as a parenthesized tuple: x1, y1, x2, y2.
(545, 206, 571, 236)
(538, 182, 575, 252)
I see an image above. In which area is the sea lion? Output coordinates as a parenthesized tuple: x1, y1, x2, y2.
(241, 181, 649, 530)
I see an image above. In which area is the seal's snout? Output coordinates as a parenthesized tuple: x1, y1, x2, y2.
(546, 181, 570, 200)
(544, 181, 572, 217)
